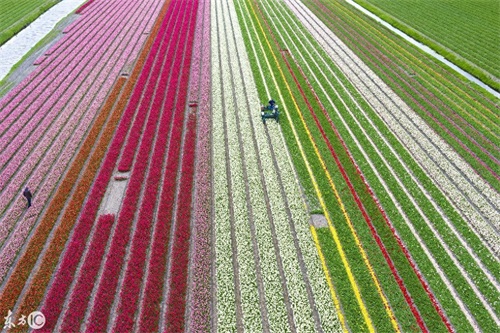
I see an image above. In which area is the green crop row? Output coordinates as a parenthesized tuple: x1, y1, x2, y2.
(0, 10, 76, 98)
(0, 0, 60, 46)
(321, 0, 500, 114)
(275, 4, 498, 330)
(339, 4, 500, 150)
(303, 0, 500, 305)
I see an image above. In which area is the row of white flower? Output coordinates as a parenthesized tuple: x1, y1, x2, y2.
(212, 0, 340, 331)
(232, 0, 340, 330)
(221, 2, 291, 329)
(212, 2, 264, 331)
(280, 0, 497, 329)
(211, 28, 238, 331)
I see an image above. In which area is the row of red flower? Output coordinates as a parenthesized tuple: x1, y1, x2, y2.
(117, 0, 184, 173)
(113, 1, 196, 330)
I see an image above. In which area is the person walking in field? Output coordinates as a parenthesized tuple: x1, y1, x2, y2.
(23, 187, 32, 208)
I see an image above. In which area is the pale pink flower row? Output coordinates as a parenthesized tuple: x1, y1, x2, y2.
(187, 0, 212, 332)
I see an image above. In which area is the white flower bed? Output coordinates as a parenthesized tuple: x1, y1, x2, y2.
(212, 0, 340, 330)
(232, 0, 341, 330)
(226, 2, 318, 329)
(211, 12, 237, 330)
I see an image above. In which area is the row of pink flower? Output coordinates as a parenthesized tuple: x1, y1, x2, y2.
(39, 3, 185, 331)
(0, 0, 156, 205)
(187, 1, 212, 331)
(0, 36, 124, 186)
(0, 0, 140, 140)
(0, 0, 158, 122)
(0, 1, 160, 281)
(72, 0, 109, 33)
(0, 0, 123, 114)
(0, 0, 153, 236)
(51, 0, 134, 58)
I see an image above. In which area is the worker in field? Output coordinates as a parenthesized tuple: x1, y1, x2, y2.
(23, 187, 32, 208)
(268, 99, 276, 110)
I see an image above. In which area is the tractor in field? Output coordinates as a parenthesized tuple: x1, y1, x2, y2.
(261, 99, 279, 124)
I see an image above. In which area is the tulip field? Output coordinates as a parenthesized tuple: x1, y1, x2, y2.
(0, 0, 498, 332)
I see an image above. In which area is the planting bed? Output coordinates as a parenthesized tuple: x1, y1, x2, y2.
(0, 0, 497, 332)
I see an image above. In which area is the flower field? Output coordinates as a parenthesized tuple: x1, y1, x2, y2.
(0, 0, 498, 332)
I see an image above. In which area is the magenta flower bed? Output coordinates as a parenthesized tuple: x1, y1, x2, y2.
(85, 4, 192, 331)
(136, 3, 198, 331)
(113, 4, 190, 330)
(165, 111, 197, 332)
(0, 1, 125, 131)
(0, 0, 149, 115)
(117, 0, 184, 173)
